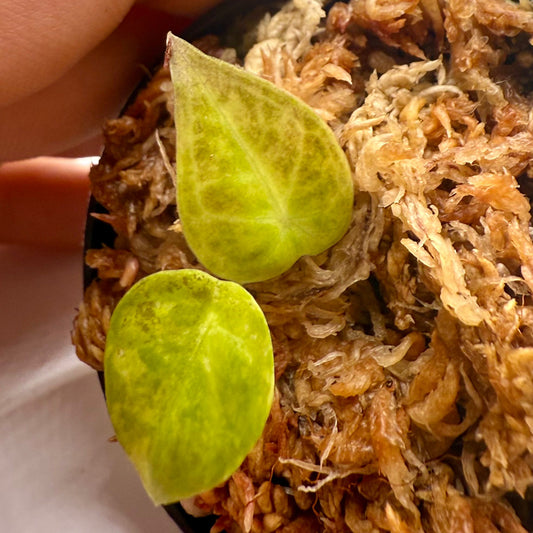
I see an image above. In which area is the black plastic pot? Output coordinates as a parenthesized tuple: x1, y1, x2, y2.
(83, 1, 533, 530)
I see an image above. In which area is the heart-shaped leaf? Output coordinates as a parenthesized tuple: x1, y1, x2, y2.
(104, 269, 274, 504)
(167, 34, 354, 283)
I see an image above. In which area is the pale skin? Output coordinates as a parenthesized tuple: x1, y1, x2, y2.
(0, 0, 220, 248)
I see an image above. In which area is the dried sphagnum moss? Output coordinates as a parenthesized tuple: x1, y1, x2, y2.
(73, 0, 533, 531)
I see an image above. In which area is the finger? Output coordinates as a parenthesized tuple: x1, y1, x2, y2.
(0, 6, 191, 162)
(57, 135, 106, 159)
(0, 0, 134, 107)
(0, 157, 91, 250)
(138, 0, 222, 17)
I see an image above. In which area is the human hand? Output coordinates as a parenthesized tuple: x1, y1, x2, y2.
(0, 0, 220, 248)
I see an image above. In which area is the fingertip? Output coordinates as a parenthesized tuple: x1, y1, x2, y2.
(0, 157, 92, 250)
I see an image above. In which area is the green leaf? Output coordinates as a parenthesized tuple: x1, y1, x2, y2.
(104, 269, 274, 504)
(167, 33, 354, 283)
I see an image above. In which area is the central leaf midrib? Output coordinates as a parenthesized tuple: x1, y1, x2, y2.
(200, 81, 289, 225)
(190, 300, 217, 367)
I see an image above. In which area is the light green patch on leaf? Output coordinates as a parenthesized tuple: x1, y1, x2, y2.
(167, 33, 354, 283)
(104, 269, 274, 505)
